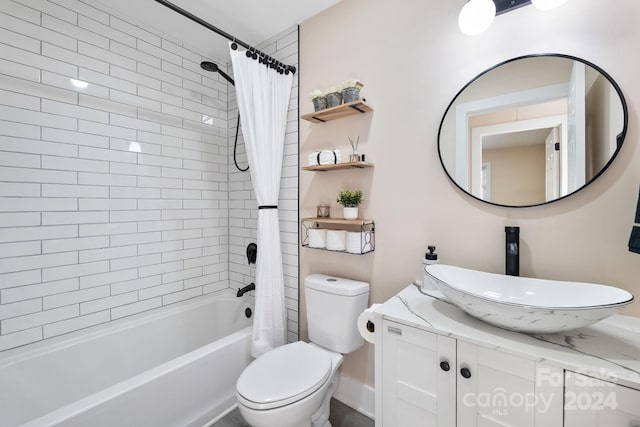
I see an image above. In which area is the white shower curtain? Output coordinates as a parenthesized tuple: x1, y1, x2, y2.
(229, 45, 294, 358)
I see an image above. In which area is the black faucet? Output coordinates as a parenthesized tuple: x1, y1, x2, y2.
(505, 226, 520, 276)
(237, 282, 255, 297)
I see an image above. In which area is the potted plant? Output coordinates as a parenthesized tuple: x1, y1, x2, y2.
(310, 89, 327, 111)
(326, 85, 343, 108)
(336, 189, 363, 220)
(342, 80, 364, 103)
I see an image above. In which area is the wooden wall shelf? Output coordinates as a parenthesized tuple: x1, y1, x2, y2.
(302, 217, 374, 226)
(302, 161, 374, 172)
(301, 100, 373, 123)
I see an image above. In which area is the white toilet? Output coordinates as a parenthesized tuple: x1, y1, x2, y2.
(235, 274, 369, 427)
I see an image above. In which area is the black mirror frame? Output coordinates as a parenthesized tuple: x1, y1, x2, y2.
(437, 53, 628, 208)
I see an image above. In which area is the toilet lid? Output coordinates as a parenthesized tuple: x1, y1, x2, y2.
(236, 341, 332, 410)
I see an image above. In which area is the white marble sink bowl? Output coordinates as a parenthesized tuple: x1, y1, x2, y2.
(424, 264, 634, 334)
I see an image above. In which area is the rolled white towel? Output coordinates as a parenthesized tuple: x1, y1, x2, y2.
(308, 150, 342, 166)
(308, 152, 319, 166)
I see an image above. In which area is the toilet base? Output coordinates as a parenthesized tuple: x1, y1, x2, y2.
(310, 368, 340, 427)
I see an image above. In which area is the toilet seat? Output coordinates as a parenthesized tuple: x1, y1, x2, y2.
(236, 341, 332, 411)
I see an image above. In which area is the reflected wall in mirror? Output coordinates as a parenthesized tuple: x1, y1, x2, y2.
(438, 54, 627, 207)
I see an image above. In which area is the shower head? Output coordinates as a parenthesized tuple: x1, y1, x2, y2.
(200, 61, 219, 72)
(200, 61, 235, 86)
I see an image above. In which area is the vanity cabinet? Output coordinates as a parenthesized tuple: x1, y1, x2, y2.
(378, 319, 563, 427)
(380, 319, 456, 426)
(564, 371, 640, 426)
(373, 284, 640, 427)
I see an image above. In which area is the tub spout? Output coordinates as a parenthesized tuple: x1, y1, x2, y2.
(237, 283, 255, 297)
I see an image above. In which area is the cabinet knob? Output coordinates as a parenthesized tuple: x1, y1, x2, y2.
(440, 361, 450, 372)
(460, 367, 472, 379)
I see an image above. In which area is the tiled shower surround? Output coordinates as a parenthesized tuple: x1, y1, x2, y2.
(0, 0, 299, 352)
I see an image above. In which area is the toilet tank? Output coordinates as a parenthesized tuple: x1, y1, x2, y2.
(304, 274, 370, 354)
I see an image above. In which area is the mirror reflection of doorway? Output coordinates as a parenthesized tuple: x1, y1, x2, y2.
(478, 124, 563, 206)
(471, 113, 567, 206)
(480, 129, 547, 206)
(545, 127, 561, 202)
(481, 162, 491, 201)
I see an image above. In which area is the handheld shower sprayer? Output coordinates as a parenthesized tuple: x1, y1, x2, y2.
(199, 61, 247, 171)
(199, 61, 235, 85)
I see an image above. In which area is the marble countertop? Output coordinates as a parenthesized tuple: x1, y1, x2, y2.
(374, 283, 640, 391)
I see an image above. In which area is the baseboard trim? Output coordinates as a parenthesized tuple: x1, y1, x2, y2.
(334, 374, 375, 420)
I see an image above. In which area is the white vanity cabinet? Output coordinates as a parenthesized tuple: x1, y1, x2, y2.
(379, 319, 456, 426)
(378, 319, 563, 427)
(564, 371, 640, 426)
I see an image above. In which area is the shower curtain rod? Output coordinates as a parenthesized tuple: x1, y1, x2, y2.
(153, 0, 297, 75)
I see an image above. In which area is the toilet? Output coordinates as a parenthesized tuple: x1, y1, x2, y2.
(235, 274, 370, 427)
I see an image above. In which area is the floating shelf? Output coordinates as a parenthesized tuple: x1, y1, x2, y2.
(301, 218, 375, 255)
(302, 161, 374, 172)
(301, 100, 373, 123)
(301, 217, 374, 226)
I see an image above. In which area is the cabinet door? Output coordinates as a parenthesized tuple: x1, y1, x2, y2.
(380, 320, 456, 427)
(564, 371, 640, 426)
(457, 342, 562, 427)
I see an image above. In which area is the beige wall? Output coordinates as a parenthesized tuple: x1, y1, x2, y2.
(299, 0, 640, 388)
(484, 144, 546, 205)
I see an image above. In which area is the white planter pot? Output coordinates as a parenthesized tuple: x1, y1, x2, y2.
(343, 207, 358, 220)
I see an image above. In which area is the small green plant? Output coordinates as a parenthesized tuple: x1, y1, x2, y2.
(336, 189, 363, 207)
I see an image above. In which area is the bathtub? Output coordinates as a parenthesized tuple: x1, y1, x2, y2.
(0, 289, 253, 427)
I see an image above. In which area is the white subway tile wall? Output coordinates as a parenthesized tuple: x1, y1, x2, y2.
(0, 0, 299, 352)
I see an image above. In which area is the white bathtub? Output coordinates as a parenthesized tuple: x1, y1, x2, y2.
(0, 289, 253, 427)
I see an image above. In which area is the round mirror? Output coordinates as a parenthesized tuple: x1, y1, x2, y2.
(438, 54, 628, 207)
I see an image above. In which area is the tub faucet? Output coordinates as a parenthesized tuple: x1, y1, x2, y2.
(237, 282, 255, 297)
(505, 226, 520, 276)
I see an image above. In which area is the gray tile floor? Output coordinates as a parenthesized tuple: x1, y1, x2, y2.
(211, 399, 373, 427)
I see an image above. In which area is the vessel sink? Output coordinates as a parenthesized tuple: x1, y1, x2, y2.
(424, 264, 634, 334)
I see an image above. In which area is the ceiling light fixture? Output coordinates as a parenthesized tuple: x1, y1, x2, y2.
(458, 0, 496, 36)
(459, 0, 569, 35)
